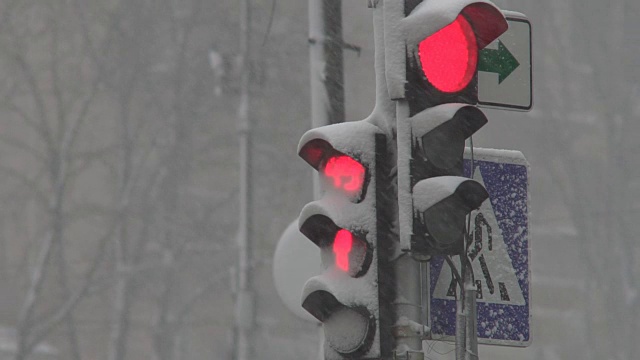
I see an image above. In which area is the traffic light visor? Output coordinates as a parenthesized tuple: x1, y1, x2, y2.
(412, 104, 488, 170)
(299, 213, 373, 277)
(299, 137, 370, 202)
(422, 199, 468, 245)
(403, 1, 508, 50)
(413, 177, 489, 248)
(301, 287, 376, 356)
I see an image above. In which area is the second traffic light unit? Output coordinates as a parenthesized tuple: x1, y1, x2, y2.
(298, 120, 393, 360)
(386, 0, 508, 256)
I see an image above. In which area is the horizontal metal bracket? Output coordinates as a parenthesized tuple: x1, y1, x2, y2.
(308, 37, 362, 56)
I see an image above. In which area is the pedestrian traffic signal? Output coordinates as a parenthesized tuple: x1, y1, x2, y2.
(297, 120, 393, 360)
(405, 104, 491, 255)
(320, 153, 367, 202)
(412, 175, 489, 254)
(387, 0, 508, 255)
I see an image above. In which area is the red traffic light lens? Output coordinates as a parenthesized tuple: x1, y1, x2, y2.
(322, 155, 365, 198)
(333, 229, 353, 272)
(418, 14, 478, 93)
(327, 229, 370, 277)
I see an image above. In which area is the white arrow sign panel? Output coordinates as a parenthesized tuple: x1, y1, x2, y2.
(478, 12, 532, 111)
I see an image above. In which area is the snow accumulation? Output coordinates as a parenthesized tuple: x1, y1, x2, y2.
(409, 103, 476, 135)
(464, 147, 527, 165)
(297, 120, 381, 168)
(402, 0, 506, 49)
(412, 176, 475, 210)
(402, 0, 470, 48)
(381, 0, 406, 99)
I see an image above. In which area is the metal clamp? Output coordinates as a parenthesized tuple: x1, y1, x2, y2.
(393, 350, 424, 360)
(393, 324, 431, 340)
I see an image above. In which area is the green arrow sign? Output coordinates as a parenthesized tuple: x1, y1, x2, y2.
(478, 13, 532, 111)
(478, 40, 519, 84)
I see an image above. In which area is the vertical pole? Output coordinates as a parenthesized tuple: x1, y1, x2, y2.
(455, 262, 467, 360)
(317, 325, 325, 360)
(322, 0, 345, 126)
(234, 0, 253, 359)
(394, 255, 424, 357)
(420, 262, 430, 334)
(457, 258, 478, 360)
(375, 1, 424, 358)
(309, 0, 345, 129)
(309, 0, 345, 199)
(309, 2, 345, 359)
(463, 258, 478, 360)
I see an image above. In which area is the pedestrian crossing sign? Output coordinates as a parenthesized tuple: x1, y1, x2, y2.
(429, 148, 531, 347)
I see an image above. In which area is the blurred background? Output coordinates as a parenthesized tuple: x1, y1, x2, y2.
(0, 0, 637, 359)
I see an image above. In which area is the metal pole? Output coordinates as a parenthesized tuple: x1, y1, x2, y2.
(456, 257, 478, 360)
(463, 258, 478, 360)
(234, 0, 253, 359)
(309, 0, 345, 129)
(393, 255, 425, 359)
(309, 0, 345, 199)
(372, 2, 424, 358)
(455, 261, 467, 360)
(308, 2, 345, 358)
(317, 325, 325, 360)
(420, 262, 430, 337)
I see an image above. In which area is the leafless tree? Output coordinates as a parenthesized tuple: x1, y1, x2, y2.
(75, 1, 239, 360)
(534, 0, 640, 359)
(0, 1, 119, 359)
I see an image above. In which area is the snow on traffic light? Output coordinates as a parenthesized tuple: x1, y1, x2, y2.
(297, 120, 393, 360)
(384, 0, 508, 255)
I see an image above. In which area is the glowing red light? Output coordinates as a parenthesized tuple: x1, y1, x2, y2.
(323, 155, 365, 193)
(333, 229, 353, 272)
(418, 14, 478, 93)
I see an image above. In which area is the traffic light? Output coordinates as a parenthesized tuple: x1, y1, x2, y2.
(386, 0, 508, 255)
(297, 120, 393, 360)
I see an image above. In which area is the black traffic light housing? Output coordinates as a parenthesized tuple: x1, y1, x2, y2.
(297, 120, 394, 360)
(388, 0, 508, 255)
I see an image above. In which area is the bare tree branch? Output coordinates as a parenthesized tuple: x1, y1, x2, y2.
(12, 51, 55, 158)
(0, 164, 49, 208)
(26, 220, 116, 353)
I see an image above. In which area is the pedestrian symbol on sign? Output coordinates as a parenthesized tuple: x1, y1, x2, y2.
(433, 168, 525, 306)
(430, 148, 530, 346)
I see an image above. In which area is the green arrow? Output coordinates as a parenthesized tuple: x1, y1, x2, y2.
(478, 40, 519, 84)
